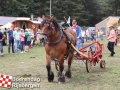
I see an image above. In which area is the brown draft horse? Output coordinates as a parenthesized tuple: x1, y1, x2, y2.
(40, 16, 77, 83)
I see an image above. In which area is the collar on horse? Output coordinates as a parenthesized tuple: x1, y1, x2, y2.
(46, 29, 63, 44)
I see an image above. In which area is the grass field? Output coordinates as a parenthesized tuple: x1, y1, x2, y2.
(0, 37, 120, 90)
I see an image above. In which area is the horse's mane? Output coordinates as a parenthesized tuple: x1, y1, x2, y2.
(41, 18, 60, 31)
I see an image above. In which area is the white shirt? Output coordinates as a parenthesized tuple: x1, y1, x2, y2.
(82, 31, 85, 37)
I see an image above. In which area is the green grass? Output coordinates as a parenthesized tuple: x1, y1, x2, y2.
(0, 37, 120, 90)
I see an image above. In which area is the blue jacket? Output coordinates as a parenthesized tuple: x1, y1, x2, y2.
(76, 26, 82, 38)
(71, 26, 82, 38)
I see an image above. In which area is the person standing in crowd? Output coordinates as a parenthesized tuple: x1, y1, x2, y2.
(41, 14, 46, 21)
(2, 28, 7, 45)
(91, 30, 96, 41)
(107, 25, 116, 57)
(82, 29, 85, 43)
(71, 19, 82, 51)
(20, 29, 25, 53)
(0, 30, 6, 56)
(97, 29, 100, 40)
(99, 30, 104, 40)
(30, 30, 34, 48)
(7, 27, 14, 53)
(86, 29, 91, 42)
(36, 29, 41, 42)
(24, 29, 31, 52)
(13, 27, 20, 54)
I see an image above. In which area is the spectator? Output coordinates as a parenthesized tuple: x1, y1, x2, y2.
(99, 30, 104, 40)
(24, 29, 31, 52)
(36, 29, 41, 41)
(30, 30, 34, 48)
(71, 19, 82, 51)
(107, 25, 116, 57)
(82, 29, 85, 43)
(0, 30, 6, 56)
(7, 27, 14, 53)
(37, 29, 45, 46)
(97, 29, 100, 40)
(13, 27, 20, 54)
(86, 29, 91, 42)
(91, 30, 96, 41)
(20, 29, 25, 53)
(1, 28, 7, 46)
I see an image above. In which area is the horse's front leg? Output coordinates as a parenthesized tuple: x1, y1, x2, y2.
(58, 55, 65, 83)
(65, 53, 73, 78)
(46, 54, 54, 82)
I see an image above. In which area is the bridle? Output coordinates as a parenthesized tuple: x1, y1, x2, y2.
(40, 20, 53, 36)
(40, 20, 63, 44)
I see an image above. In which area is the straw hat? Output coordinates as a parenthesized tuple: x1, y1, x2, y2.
(108, 24, 114, 28)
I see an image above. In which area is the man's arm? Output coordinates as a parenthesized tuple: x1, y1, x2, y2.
(7, 31, 9, 40)
(0, 34, 6, 41)
(78, 26, 82, 38)
(107, 34, 116, 40)
(107, 30, 116, 40)
(13, 31, 16, 40)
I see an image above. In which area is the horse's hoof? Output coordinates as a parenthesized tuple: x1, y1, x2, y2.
(58, 74, 65, 83)
(48, 72, 54, 82)
(65, 71, 71, 78)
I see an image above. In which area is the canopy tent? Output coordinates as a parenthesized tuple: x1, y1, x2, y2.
(0, 22, 12, 29)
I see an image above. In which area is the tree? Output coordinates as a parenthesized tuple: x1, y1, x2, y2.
(0, 0, 114, 26)
(81, 0, 102, 26)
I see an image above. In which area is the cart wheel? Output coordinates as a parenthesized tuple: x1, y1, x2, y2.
(100, 60, 106, 68)
(86, 60, 92, 73)
(86, 47, 93, 73)
(55, 61, 59, 71)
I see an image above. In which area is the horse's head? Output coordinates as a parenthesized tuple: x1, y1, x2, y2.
(40, 15, 60, 43)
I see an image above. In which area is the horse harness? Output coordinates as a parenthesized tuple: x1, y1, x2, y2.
(46, 27, 73, 58)
(41, 19, 73, 58)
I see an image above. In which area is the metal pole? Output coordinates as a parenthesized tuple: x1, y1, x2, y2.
(50, 0, 51, 17)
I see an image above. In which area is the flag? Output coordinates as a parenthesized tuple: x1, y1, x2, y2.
(0, 74, 12, 88)
(67, 16, 70, 24)
(32, 24, 35, 29)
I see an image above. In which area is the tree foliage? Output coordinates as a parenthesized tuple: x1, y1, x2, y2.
(0, 0, 120, 26)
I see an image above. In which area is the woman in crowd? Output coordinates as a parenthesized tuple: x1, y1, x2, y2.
(30, 30, 34, 48)
(99, 30, 104, 40)
(20, 29, 25, 53)
(24, 29, 31, 52)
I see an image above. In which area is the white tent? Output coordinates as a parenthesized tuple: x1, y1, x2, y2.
(0, 22, 12, 29)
